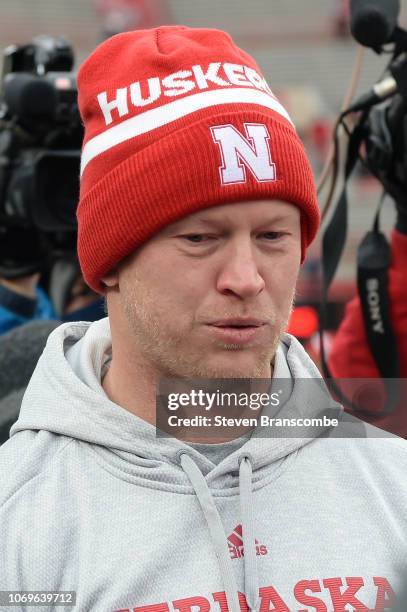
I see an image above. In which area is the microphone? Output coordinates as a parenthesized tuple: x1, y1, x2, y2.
(347, 55, 407, 112)
(350, 0, 400, 49)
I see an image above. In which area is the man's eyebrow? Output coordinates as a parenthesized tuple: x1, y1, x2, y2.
(253, 215, 295, 226)
(174, 215, 294, 228)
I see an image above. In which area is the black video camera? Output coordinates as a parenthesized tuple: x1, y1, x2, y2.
(319, 0, 407, 416)
(347, 0, 407, 211)
(0, 35, 83, 279)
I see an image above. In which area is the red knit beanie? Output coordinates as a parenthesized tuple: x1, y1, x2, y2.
(77, 25, 320, 293)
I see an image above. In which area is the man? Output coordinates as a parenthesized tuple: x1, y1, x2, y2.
(329, 226, 407, 438)
(0, 320, 60, 445)
(0, 26, 406, 612)
(0, 273, 55, 335)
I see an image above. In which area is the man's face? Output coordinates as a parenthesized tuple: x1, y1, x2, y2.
(108, 199, 301, 379)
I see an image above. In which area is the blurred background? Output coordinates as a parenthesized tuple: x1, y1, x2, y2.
(1, 0, 406, 350)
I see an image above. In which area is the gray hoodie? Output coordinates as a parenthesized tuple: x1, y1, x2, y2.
(0, 317, 406, 612)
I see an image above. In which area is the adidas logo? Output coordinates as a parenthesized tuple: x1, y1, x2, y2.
(227, 524, 268, 560)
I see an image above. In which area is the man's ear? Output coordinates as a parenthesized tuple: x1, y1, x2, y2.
(101, 267, 119, 288)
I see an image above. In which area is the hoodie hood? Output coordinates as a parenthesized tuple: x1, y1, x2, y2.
(11, 317, 342, 481)
(10, 317, 344, 612)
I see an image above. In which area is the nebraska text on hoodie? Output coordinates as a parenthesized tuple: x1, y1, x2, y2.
(0, 318, 407, 611)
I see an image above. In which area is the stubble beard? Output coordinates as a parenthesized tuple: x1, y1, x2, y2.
(121, 282, 295, 380)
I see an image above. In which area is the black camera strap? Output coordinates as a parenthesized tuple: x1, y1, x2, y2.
(319, 124, 401, 417)
(357, 201, 400, 378)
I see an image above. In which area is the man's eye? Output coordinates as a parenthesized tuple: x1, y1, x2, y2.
(261, 232, 284, 240)
(179, 232, 284, 244)
(181, 234, 211, 243)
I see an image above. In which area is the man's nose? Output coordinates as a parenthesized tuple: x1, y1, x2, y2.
(216, 242, 265, 299)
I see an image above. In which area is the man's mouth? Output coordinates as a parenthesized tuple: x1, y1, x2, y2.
(210, 318, 266, 328)
(206, 321, 267, 344)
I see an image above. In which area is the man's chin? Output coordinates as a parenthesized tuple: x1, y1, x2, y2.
(192, 353, 273, 379)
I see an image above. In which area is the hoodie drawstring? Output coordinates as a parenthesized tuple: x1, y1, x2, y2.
(239, 455, 260, 612)
(179, 452, 259, 612)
